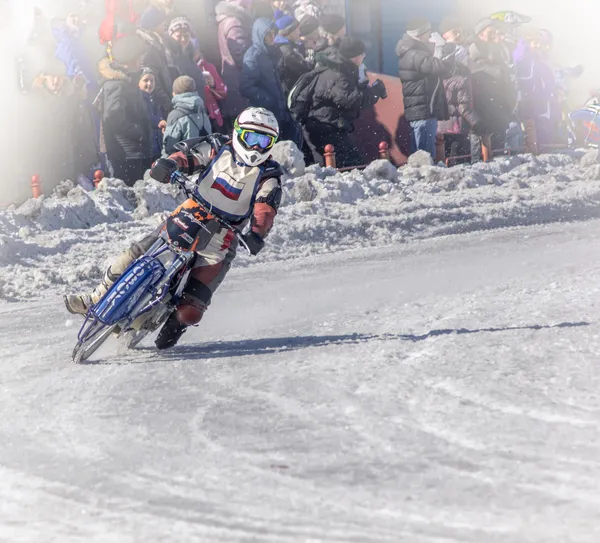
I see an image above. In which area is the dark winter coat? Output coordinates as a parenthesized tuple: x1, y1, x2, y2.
(513, 39, 560, 123)
(396, 35, 452, 123)
(141, 91, 166, 158)
(275, 35, 311, 94)
(437, 74, 480, 135)
(240, 18, 288, 121)
(304, 47, 377, 132)
(468, 40, 516, 136)
(216, 0, 253, 117)
(164, 38, 207, 102)
(137, 29, 175, 113)
(98, 58, 153, 160)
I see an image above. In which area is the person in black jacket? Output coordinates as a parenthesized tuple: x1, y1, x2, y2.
(396, 18, 454, 157)
(468, 18, 516, 161)
(301, 37, 386, 168)
(436, 20, 480, 162)
(137, 10, 176, 114)
(98, 34, 153, 186)
(164, 17, 207, 102)
(274, 15, 311, 94)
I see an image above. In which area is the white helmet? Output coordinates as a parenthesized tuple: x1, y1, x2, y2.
(232, 107, 280, 167)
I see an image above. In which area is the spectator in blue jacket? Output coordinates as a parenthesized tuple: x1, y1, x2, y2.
(240, 17, 300, 145)
(51, 13, 99, 94)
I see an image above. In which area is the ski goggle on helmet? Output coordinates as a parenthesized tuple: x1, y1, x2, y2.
(235, 120, 276, 150)
(232, 107, 280, 166)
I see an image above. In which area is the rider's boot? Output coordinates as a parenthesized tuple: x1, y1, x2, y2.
(155, 313, 188, 350)
(64, 269, 115, 315)
(64, 235, 159, 316)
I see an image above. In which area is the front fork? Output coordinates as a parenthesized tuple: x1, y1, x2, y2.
(121, 240, 195, 330)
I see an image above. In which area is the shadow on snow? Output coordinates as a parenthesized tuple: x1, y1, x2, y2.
(84, 320, 590, 365)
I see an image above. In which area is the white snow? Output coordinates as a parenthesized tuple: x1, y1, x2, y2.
(0, 146, 598, 301)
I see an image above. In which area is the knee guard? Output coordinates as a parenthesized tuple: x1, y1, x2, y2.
(175, 277, 213, 326)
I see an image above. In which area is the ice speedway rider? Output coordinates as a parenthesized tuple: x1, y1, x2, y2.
(64, 107, 283, 350)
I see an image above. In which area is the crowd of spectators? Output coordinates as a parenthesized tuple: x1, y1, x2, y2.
(20, 0, 581, 188)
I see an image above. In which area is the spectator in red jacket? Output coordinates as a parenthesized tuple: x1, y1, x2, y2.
(99, 0, 144, 44)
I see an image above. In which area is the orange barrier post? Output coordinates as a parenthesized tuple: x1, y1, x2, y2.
(324, 144, 336, 169)
(30, 175, 42, 198)
(94, 170, 105, 188)
(378, 141, 390, 160)
(482, 135, 493, 162)
(435, 134, 445, 163)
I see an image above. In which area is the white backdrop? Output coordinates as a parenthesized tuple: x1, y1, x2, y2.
(456, 0, 598, 105)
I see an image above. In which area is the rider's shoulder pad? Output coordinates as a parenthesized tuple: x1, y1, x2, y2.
(263, 159, 284, 179)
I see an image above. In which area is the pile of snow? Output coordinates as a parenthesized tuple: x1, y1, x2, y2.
(1, 144, 600, 301)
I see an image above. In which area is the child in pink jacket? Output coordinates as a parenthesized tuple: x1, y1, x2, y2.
(194, 43, 228, 129)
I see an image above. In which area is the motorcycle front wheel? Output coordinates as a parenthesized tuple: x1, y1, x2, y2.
(72, 321, 117, 364)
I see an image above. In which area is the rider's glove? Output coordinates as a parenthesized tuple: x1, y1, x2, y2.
(150, 158, 179, 184)
(242, 231, 265, 256)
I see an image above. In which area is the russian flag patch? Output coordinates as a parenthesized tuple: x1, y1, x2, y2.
(211, 174, 244, 201)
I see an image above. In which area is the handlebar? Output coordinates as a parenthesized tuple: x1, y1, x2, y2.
(169, 171, 252, 255)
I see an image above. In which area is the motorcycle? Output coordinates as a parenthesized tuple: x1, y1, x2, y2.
(71, 170, 251, 364)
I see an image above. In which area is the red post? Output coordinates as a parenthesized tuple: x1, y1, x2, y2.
(435, 134, 445, 163)
(324, 144, 336, 169)
(94, 170, 105, 188)
(378, 141, 390, 160)
(30, 175, 42, 199)
(482, 135, 493, 162)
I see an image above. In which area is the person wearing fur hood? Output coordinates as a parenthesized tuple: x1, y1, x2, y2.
(97, 35, 153, 186)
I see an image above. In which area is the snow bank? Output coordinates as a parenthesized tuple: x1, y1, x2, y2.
(1, 145, 600, 301)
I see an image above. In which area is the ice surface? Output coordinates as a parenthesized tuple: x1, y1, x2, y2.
(1, 220, 600, 542)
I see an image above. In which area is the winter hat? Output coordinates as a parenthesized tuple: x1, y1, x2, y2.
(320, 14, 345, 35)
(406, 18, 432, 38)
(139, 6, 167, 31)
(474, 18, 498, 36)
(168, 16, 192, 36)
(111, 34, 147, 65)
(338, 36, 365, 60)
(141, 66, 156, 77)
(276, 15, 299, 36)
(173, 75, 196, 95)
(438, 16, 463, 37)
(298, 15, 319, 37)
